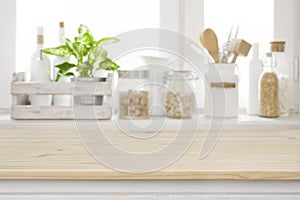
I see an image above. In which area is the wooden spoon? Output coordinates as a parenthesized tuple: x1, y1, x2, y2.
(200, 29, 219, 63)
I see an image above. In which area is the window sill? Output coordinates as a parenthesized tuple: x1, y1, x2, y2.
(0, 109, 299, 131)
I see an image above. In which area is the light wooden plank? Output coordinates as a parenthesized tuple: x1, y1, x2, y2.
(0, 129, 299, 180)
(11, 106, 111, 120)
(11, 82, 112, 95)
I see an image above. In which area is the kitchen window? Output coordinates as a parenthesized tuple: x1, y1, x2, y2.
(0, 0, 299, 113)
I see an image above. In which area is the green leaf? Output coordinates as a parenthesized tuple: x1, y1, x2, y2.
(56, 71, 75, 81)
(75, 32, 94, 45)
(73, 41, 90, 57)
(99, 59, 119, 71)
(78, 24, 89, 34)
(88, 46, 107, 64)
(65, 38, 82, 64)
(54, 62, 76, 82)
(73, 27, 95, 62)
(96, 37, 120, 46)
(64, 72, 75, 77)
(78, 24, 94, 42)
(77, 62, 94, 77)
(55, 62, 76, 72)
(43, 45, 71, 57)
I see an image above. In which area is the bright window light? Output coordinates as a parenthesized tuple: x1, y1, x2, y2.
(16, 0, 160, 72)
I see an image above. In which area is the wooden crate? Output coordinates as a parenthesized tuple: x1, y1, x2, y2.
(11, 74, 113, 120)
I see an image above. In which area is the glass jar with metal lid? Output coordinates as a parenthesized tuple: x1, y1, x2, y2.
(163, 70, 197, 118)
(118, 69, 149, 119)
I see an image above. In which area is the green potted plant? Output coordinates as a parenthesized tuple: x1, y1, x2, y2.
(43, 24, 119, 105)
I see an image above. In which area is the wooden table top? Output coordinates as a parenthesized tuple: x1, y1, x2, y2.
(0, 128, 299, 180)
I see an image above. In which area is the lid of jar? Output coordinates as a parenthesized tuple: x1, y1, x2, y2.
(163, 70, 198, 80)
(270, 41, 285, 52)
(118, 70, 149, 79)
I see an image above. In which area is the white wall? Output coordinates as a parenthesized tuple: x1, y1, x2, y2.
(0, 0, 16, 108)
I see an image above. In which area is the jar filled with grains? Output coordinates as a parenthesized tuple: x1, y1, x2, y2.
(118, 69, 149, 119)
(258, 52, 279, 118)
(163, 70, 197, 118)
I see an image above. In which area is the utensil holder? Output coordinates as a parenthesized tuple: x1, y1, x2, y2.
(205, 63, 239, 118)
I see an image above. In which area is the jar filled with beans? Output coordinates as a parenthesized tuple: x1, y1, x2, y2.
(118, 69, 150, 119)
(163, 70, 197, 118)
(258, 52, 279, 118)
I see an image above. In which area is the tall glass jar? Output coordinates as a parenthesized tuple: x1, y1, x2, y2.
(163, 70, 197, 118)
(258, 52, 279, 118)
(118, 69, 149, 119)
(270, 41, 291, 116)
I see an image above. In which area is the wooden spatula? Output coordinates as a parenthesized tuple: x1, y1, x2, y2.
(200, 29, 219, 63)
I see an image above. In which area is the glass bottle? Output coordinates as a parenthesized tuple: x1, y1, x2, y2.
(270, 41, 291, 116)
(247, 43, 262, 115)
(31, 27, 51, 82)
(30, 27, 52, 106)
(163, 70, 197, 118)
(53, 22, 71, 106)
(258, 52, 279, 118)
(53, 21, 70, 81)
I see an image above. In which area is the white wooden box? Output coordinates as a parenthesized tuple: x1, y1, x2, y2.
(10, 74, 113, 120)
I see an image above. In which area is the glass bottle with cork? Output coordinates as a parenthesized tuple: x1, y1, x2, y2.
(53, 22, 72, 106)
(258, 52, 279, 118)
(270, 41, 291, 116)
(53, 21, 70, 81)
(30, 27, 51, 106)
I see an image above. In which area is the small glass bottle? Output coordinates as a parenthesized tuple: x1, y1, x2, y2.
(258, 52, 279, 118)
(30, 27, 52, 106)
(118, 69, 149, 119)
(163, 70, 197, 118)
(270, 41, 291, 116)
(31, 27, 51, 82)
(53, 22, 71, 106)
(53, 21, 70, 81)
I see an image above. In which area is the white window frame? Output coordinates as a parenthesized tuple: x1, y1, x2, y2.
(274, 0, 299, 113)
(0, 0, 16, 109)
(298, 0, 300, 113)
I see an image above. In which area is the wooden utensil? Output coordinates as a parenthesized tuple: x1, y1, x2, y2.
(230, 39, 252, 63)
(200, 29, 219, 63)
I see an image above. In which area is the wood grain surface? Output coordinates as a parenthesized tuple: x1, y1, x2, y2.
(0, 129, 299, 180)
